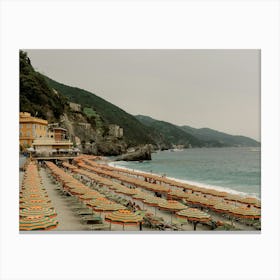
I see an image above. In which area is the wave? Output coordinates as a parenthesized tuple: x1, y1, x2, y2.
(108, 161, 260, 199)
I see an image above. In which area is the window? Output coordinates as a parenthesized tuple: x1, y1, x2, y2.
(26, 132, 30, 137)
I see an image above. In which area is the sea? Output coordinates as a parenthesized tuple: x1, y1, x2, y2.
(110, 147, 261, 199)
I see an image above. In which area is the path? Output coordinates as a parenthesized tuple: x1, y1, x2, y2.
(40, 168, 88, 231)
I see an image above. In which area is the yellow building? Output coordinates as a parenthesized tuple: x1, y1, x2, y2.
(19, 112, 48, 147)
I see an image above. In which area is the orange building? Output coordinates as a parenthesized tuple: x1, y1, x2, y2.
(19, 112, 48, 147)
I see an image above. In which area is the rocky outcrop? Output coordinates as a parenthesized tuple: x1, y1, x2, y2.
(96, 141, 127, 156)
(116, 145, 152, 161)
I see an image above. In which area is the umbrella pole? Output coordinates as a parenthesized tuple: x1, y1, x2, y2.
(193, 221, 198, 231)
(123, 224, 125, 231)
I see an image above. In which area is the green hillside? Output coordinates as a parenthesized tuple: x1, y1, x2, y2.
(19, 51, 68, 122)
(44, 76, 159, 146)
(135, 115, 203, 147)
(180, 126, 260, 147)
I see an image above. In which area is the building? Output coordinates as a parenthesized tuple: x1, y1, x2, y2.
(108, 124, 123, 138)
(69, 102, 81, 112)
(32, 137, 73, 156)
(53, 127, 67, 141)
(19, 112, 48, 147)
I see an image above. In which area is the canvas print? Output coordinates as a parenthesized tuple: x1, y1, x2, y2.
(19, 49, 261, 232)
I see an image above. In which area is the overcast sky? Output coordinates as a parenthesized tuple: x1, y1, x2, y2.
(24, 49, 260, 141)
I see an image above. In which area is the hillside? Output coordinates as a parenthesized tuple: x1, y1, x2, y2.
(20, 50, 259, 154)
(20, 51, 68, 122)
(180, 126, 260, 147)
(135, 115, 203, 148)
(135, 115, 260, 148)
(44, 76, 163, 147)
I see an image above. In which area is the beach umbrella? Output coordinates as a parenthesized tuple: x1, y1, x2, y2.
(213, 202, 236, 214)
(185, 194, 208, 206)
(20, 202, 54, 209)
(158, 200, 187, 223)
(224, 194, 243, 204)
(79, 191, 105, 200)
(86, 197, 111, 208)
(132, 192, 151, 201)
(176, 208, 211, 230)
(19, 198, 51, 204)
(19, 215, 58, 231)
(229, 206, 261, 219)
(200, 197, 221, 208)
(105, 209, 144, 230)
(114, 187, 138, 196)
(254, 200, 261, 209)
(239, 197, 260, 206)
(143, 196, 166, 215)
(20, 207, 57, 218)
(93, 202, 126, 213)
(168, 189, 190, 200)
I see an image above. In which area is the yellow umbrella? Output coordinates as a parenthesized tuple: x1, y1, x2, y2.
(158, 200, 187, 223)
(19, 215, 58, 231)
(239, 197, 260, 206)
(20, 207, 57, 218)
(213, 202, 236, 214)
(105, 209, 144, 230)
(176, 208, 211, 230)
(229, 206, 261, 219)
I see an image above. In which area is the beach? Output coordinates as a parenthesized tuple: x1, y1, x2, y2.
(19, 154, 261, 232)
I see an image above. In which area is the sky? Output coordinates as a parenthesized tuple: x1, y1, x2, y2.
(24, 49, 260, 141)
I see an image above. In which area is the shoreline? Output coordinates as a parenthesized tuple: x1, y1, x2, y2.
(107, 160, 260, 200)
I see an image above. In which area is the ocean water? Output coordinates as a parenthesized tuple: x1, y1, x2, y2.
(110, 147, 261, 198)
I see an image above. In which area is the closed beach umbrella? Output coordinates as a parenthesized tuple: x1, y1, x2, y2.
(176, 208, 211, 230)
(105, 209, 143, 230)
(19, 215, 58, 231)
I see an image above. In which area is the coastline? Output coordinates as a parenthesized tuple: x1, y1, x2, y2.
(108, 160, 260, 199)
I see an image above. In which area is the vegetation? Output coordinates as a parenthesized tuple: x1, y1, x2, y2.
(44, 76, 159, 146)
(20, 51, 260, 151)
(20, 51, 68, 121)
(135, 115, 204, 147)
(136, 115, 260, 148)
(180, 126, 260, 147)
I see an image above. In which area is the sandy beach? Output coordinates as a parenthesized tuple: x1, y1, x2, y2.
(19, 156, 261, 232)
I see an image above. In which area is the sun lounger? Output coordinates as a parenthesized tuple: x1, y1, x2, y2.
(81, 215, 103, 224)
(89, 224, 110, 231)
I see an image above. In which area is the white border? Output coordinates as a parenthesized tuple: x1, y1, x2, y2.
(0, 1, 279, 280)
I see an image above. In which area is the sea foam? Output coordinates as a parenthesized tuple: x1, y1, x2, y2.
(108, 161, 260, 199)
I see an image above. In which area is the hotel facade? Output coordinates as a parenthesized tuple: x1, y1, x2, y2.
(19, 112, 48, 147)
